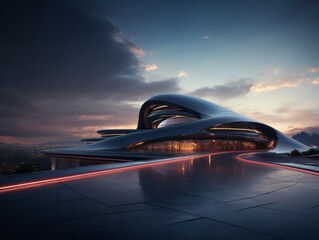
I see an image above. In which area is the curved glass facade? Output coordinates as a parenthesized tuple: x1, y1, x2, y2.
(128, 139, 264, 153)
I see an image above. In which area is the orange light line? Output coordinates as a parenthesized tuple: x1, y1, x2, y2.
(0, 151, 233, 193)
(236, 152, 319, 176)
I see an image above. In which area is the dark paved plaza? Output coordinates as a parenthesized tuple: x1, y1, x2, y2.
(1, 152, 319, 239)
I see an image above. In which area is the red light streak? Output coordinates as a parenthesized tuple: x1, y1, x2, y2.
(4, 150, 316, 194)
(0, 151, 232, 193)
(236, 152, 319, 176)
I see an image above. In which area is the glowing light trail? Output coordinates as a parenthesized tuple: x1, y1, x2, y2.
(2, 151, 319, 194)
(236, 152, 319, 176)
(0, 152, 228, 193)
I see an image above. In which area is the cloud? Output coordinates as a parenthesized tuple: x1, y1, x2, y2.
(0, 0, 180, 101)
(0, 0, 180, 143)
(272, 68, 283, 74)
(127, 44, 146, 57)
(189, 70, 309, 101)
(252, 73, 310, 92)
(312, 78, 319, 84)
(112, 31, 146, 57)
(208, 62, 217, 66)
(202, 36, 210, 39)
(178, 70, 188, 77)
(141, 63, 158, 71)
(285, 126, 319, 136)
(236, 105, 319, 137)
(0, 99, 140, 140)
(189, 78, 254, 100)
(307, 67, 319, 73)
(274, 106, 319, 126)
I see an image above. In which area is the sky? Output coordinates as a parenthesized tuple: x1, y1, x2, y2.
(1, 0, 319, 144)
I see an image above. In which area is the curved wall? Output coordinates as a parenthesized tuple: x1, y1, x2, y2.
(45, 94, 311, 156)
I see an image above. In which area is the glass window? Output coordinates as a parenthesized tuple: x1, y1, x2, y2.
(157, 116, 198, 128)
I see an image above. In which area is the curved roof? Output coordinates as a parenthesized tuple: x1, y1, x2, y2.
(44, 94, 310, 156)
(137, 94, 254, 129)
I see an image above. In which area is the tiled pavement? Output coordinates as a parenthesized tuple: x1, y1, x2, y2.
(1, 152, 319, 239)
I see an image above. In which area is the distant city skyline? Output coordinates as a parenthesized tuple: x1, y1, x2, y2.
(1, 0, 319, 144)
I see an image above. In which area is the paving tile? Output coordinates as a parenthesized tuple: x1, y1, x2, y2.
(57, 183, 86, 201)
(57, 198, 116, 220)
(1, 220, 73, 240)
(0, 206, 59, 228)
(1, 153, 319, 239)
(113, 202, 159, 212)
(163, 218, 277, 240)
(200, 206, 319, 239)
(69, 208, 200, 239)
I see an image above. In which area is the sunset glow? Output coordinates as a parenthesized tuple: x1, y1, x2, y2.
(0, 0, 318, 144)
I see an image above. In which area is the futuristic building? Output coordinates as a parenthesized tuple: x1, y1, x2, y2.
(45, 94, 310, 158)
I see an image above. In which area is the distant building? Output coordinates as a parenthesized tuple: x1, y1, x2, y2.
(45, 94, 310, 158)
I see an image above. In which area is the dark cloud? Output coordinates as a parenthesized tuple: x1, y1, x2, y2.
(0, 0, 180, 142)
(189, 78, 254, 100)
(0, 0, 179, 101)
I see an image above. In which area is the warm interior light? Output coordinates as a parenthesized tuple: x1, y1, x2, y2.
(208, 127, 263, 135)
(128, 139, 260, 153)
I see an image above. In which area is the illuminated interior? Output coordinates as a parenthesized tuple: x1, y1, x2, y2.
(206, 122, 277, 149)
(127, 138, 265, 153)
(83, 106, 278, 152)
(127, 120, 278, 153)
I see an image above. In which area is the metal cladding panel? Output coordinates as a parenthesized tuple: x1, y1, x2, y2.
(44, 94, 310, 155)
(97, 129, 140, 134)
(273, 130, 310, 153)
